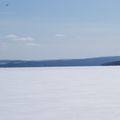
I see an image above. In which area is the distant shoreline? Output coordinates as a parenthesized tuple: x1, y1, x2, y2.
(0, 56, 120, 67)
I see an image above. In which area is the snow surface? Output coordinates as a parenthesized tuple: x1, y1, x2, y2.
(0, 67, 120, 120)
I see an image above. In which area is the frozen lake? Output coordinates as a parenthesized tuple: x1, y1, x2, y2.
(0, 67, 120, 120)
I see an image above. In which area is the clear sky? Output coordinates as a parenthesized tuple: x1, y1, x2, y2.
(0, 0, 120, 60)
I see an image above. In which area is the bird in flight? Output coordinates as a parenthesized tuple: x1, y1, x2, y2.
(0, 0, 9, 7)
(5, 3, 8, 7)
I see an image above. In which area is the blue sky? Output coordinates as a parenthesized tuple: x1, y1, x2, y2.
(0, 0, 120, 60)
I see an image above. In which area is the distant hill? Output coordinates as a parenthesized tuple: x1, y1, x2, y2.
(0, 56, 120, 67)
(103, 61, 120, 66)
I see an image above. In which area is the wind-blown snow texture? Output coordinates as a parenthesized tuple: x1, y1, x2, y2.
(0, 67, 120, 120)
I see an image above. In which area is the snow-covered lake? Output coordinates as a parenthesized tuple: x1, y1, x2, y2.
(0, 67, 120, 120)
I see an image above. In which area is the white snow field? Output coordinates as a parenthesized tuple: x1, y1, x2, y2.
(0, 67, 120, 120)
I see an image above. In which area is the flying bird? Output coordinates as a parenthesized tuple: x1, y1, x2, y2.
(0, 0, 9, 7)
(5, 3, 8, 7)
